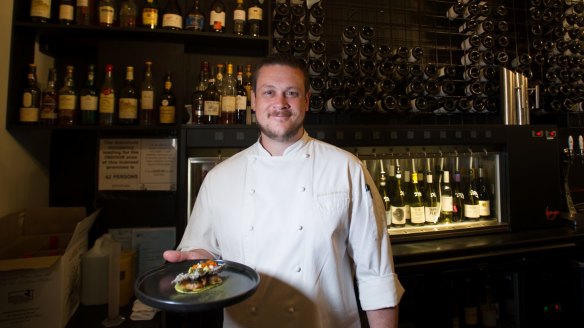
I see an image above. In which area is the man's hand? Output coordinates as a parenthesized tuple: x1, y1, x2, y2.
(163, 249, 215, 263)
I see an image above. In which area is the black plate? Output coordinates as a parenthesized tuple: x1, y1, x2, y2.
(134, 260, 260, 312)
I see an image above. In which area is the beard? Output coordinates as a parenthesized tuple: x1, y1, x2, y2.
(257, 110, 305, 143)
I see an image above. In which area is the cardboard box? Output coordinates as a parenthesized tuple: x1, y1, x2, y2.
(0, 208, 98, 328)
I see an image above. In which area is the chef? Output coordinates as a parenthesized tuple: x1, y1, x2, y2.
(164, 54, 404, 327)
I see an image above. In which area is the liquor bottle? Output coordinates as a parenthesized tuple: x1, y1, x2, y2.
(424, 169, 440, 225)
(186, 0, 205, 31)
(40, 68, 58, 125)
(31, 0, 52, 23)
(244, 64, 254, 124)
(409, 171, 425, 226)
(391, 163, 407, 228)
(58, 65, 77, 125)
(142, 0, 159, 29)
(440, 170, 454, 223)
(158, 72, 176, 125)
(215, 63, 225, 93)
(118, 66, 138, 124)
(233, 0, 246, 35)
(119, 0, 137, 27)
(477, 167, 491, 219)
(235, 65, 247, 124)
(20, 63, 41, 125)
(464, 168, 481, 221)
(98, 0, 116, 27)
(140, 61, 155, 125)
(209, 0, 226, 32)
(220, 63, 237, 124)
(79, 64, 98, 125)
(75, 0, 93, 25)
(99, 64, 116, 126)
(452, 170, 464, 222)
(59, 0, 75, 25)
(162, 0, 183, 30)
(247, 0, 263, 37)
(378, 165, 391, 226)
(203, 67, 221, 124)
(192, 61, 208, 125)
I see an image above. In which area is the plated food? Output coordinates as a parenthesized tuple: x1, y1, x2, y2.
(171, 260, 226, 294)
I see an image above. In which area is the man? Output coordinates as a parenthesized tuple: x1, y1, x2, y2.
(164, 54, 404, 327)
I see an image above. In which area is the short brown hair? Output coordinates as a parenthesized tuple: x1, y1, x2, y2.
(252, 54, 310, 94)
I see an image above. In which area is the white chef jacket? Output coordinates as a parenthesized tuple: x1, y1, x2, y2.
(178, 131, 404, 328)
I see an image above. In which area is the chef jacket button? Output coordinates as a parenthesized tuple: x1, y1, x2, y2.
(288, 307, 295, 313)
(298, 225, 303, 231)
(301, 186, 306, 192)
(249, 225, 254, 231)
(250, 189, 255, 194)
(295, 266, 301, 272)
(305, 154, 310, 158)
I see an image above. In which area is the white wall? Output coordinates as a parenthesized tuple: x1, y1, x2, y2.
(0, 1, 50, 216)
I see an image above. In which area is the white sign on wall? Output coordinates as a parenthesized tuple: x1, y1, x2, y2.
(98, 138, 177, 191)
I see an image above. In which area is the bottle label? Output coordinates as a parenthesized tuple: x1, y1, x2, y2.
(210, 11, 226, 29)
(119, 98, 138, 118)
(441, 195, 454, 211)
(391, 206, 406, 225)
(236, 95, 247, 110)
(99, 6, 115, 24)
(59, 4, 74, 20)
(186, 14, 205, 30)
(425, 206, 440, 224)
(234, 9, 246, 21)
(385, 210, 391, 226)
(410, 206, 425, 224)
(221, 96, 236, 113)
(163, 13, 183, 29)
(20, 107, 39, 122)
(80, 95, 98, 111)
(22, 92, 33, 108)
(143, 9, 158, 26)
(464, 204, 480, 219)
(31, 0, 51, 19)
(41, 95, 57, 119)
(248, 7, 263, 20)
(159, 106, 175, 123)
(77, 0, 89, 7)
(141, 91, 154, 110)
(479, 200, 491, 216)
(59, 95, 76, 110)
(204, 100, 220, 116)
(99, 93, 115, 113)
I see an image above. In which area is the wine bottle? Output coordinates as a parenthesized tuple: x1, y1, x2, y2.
(220, 63, 237, 124)
(291, 2, 306, 21)
(203, 66, 221, 124)
(185, 0, 205, 31)
(98, 0, 116, 27)
(308, 1, 324, 23)
(273, 2, 289, 20)
(477, 167, 491, 219)
(119, 0, 137, 27)
(326, 58, 342, 77)
(326, 76, 343, 94)
(244, 64, 254, 124)
(292, 21, 307, 38)
(424, 169, 440, 225)
(359, 25, 375, 43)
(140, 61, 155, 125)
(309, 94, 324, 113)
(390, 163, 407, 227)
(79, 64, 98, 125)
(463, 277, 480, 328)
(159, 72, 176, 125)
(76, 0, 93, 25)
(40, 68, 58, 125)
(342, 25, 357, 43)
(309, 40, 326, 58)
(99, 64, 116, 126)
(59, 0, 75, 25)
(247, 0, 263, 37)
(191, 61, 208, 125)
(273, 39, 291, 54)
(232, 0, 246, 35)
(377, 79, 396, 94)
(118, 66, 138, 124)
(293, 38, 308, 57)
(408, 46, 424, 62)
(361, 94, 377, 112)
(375, 94, 396, 113)
(325, 95, 346, 113)
(464, 167, 480, 221)
(58, 65, 77, 125)
(162, 0, 183, 30)
(359, 42, 377, 59)
(440, 170, 454, 223)
(142, 0, 159, 29)
(403, 169, 412, 224)
(361, 76, 376, 94)
(209, 0, 226, 32)
(452, 170, 464, 222)
(274, 19, 291, 38)
(378, 164, 392, 227)
(31, 0, 52, 23)
(309, 76, 325, 94)
(461, 49, 480, 65)
(235, 65, 247, 124)
(463, 66, 480, 81)
(446, 2, 464, 20)
(308, 22, 323, 41)
(20, 63, 41, 125)
(409, 171, 426, 226)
